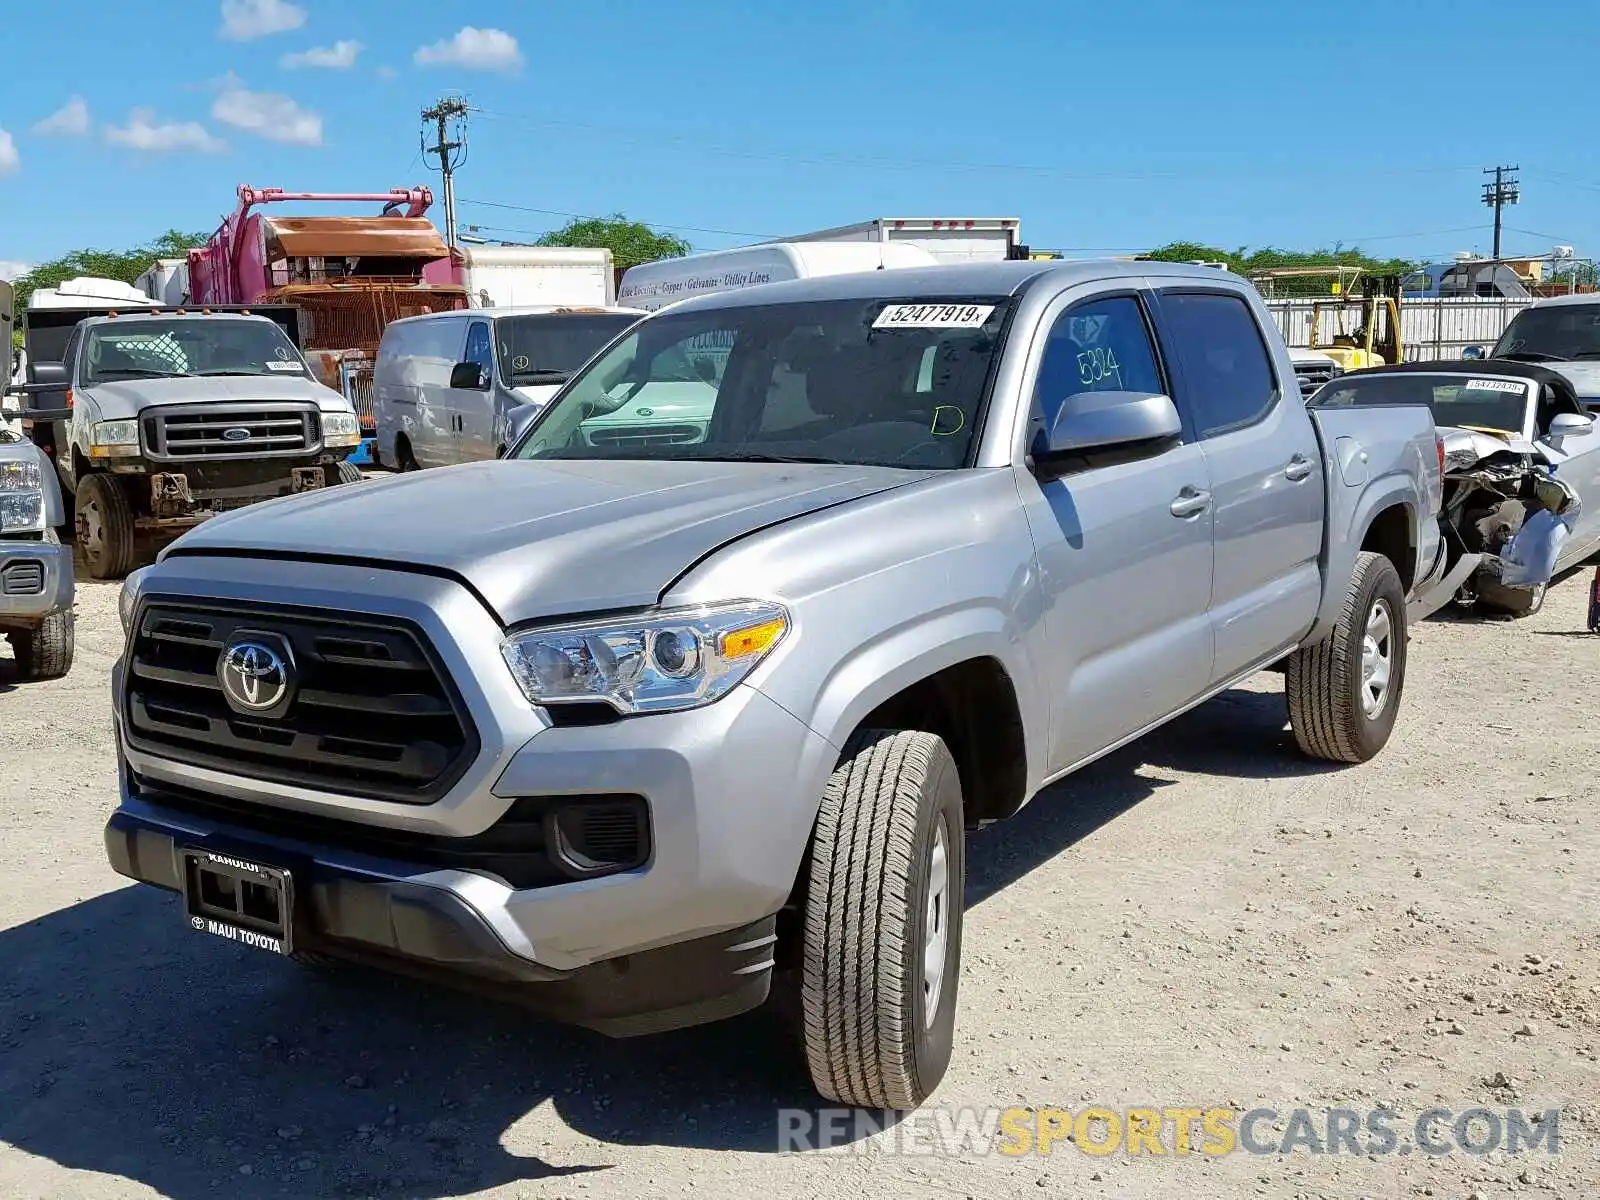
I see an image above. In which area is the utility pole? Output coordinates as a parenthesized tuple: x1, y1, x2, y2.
(1482, 165, 1520, 261)
(421, 97, 469, 249)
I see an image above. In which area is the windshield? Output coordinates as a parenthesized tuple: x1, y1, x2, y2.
(1491, 304, 1600, 361)
(83, 319, 308, 384)
(495, 313, 640, 387)
(511, 297, 1013, 469)
(1314, 372, 1533, 433)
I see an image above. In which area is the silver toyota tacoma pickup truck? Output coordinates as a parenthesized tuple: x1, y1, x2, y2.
(0, 428, 73, 679)
(105, 261, 1443, 1110)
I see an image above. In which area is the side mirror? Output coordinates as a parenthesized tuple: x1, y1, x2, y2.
(1462, 345, 1485, 360)
(1547, 412, 1595, 439)
(501, 403, 540, 454)
(1038, 390, 1182, 461)
(449, 361, 490, 390)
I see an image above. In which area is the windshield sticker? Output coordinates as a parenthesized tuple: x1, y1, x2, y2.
(272, 346, 292, 360)
(1465, 378, 1526, 392)
(264, 360, 304, 372)
(511, 355, 531, 371)
(873, 303, 995, 330)
(931, 406, 966, 436)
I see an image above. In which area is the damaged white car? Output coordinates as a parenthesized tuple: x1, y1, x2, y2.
(1309, 360, 1600, 618)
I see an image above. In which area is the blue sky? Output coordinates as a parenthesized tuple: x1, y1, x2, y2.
(3, 0, 1599, 279)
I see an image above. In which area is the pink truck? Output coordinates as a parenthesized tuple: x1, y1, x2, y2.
(185, 186, 471, 458)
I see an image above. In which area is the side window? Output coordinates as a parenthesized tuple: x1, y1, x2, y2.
(62, 327, 83, 380)
(1159, 293, 1280, 438)
(1033, 295, 1165, 431)
(463, 321, 493, 375)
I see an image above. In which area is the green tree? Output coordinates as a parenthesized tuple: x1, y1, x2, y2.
(535, 215, 690, 268)
(1138, 241, 1422, 295)
(10, 228, 209, 314)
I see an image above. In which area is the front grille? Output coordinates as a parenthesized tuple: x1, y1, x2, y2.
(0, 560, 45, 595)
(144, 403, 316, 461)
(586, 424, 702, 449)
(130, 773, 650, 888)
(123, 599, 478, 803)
(1293, 362, 1340, 398)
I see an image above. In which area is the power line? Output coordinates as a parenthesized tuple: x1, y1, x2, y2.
(468, 107, 1482, 183)
(457, 198, 783, 241)
(421, 97, 470, 248)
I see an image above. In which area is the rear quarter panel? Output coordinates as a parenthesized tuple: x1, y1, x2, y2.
(1304, 402, 1441, 643)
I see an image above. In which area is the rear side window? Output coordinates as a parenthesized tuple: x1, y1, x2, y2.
(1033, 295, 1165, 431)
(1159, 293, 1280, 438)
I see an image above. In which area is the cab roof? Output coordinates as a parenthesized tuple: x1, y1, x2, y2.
(656, 258, 1247, 315)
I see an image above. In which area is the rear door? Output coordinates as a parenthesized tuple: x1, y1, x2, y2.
(1150, 285, 1325, 682)
(1010, 283, 1217, 772)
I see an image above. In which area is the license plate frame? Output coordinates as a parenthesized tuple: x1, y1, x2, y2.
(180, 847, 296, 956)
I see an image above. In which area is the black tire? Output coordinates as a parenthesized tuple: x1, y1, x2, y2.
(8, 607, 74, 681)
(75, 474, 137, 580)
(333, 459, 363, 485)
(800, 728, 965, 1110)
(1287, 550, 1408, 763)
(1475, 576, 1545, 618)
(396, 436, 420, 472)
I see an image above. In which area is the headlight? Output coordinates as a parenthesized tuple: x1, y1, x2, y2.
(322, 412, 361, 447)
(0, 459, 44, 532)
(88, 419, 141, 458)
(118, 567, 150, 637)
(500, 601, 789, 714)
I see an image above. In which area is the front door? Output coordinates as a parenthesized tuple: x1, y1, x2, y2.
(1013, 289, 1217, 774)
(1151, 288, 1325, 682)
(451, 319, 497, 462)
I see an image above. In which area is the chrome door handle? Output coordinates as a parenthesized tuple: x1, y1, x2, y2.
(1170, 488, 1212, 518)
(1285, 454, 1313, 481)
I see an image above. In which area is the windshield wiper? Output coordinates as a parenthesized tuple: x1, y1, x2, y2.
(96, 368, 194, 379)
(511, 369, 571, 384)
(194, 368, 298, 377)
(688, 452, 848, 465)
(1496, 350, 1565, 363)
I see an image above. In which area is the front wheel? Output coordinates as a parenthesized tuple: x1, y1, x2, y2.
(7, 607, 74, 680)
(75, 474, 138, 580)
(330, 460, 363, 486)
(799, 729, 965, 1110)
(1287, 550, 1408, 764)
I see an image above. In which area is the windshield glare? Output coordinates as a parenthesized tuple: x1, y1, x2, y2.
(1492, 305, 1600, 361)
(83, 319, 307, 383)
(511, 297, 1013, 469)
(1315, 373, 1532, 433)
(496, 314, 640, 385)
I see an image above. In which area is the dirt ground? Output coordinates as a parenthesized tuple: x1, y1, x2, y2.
(2, 566, 1597, 1200)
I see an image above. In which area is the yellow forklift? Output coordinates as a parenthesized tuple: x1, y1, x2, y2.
(1249, 267, 1405, 370)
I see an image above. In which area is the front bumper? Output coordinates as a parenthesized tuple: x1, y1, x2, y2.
(0, 538, 73, 622)
(106, 783, 779, 1037)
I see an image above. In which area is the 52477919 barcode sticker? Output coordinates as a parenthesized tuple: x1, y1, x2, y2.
(873, 303, 995, 330)
(1465, 378, 1527, 392)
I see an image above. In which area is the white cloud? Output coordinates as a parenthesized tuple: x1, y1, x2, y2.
(33, 96, 91, 137)
(414, 27, 522, 72)
(281, 40, 362, 69)
(104, 109, 227, 154)
(0, 129, 18, 175)
(220, 0, 305, 40)
(0, 261, 31, 283)
(212, 79, 323, 146)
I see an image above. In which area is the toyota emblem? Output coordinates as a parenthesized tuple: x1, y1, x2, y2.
(218, 638, 293, 713)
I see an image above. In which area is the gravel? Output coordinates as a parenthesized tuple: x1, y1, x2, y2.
(2, 563, 1597, 1199)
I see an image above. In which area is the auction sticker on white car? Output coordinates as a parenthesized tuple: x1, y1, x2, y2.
(1466, 379, 1529, 392)
(873, 303, 995, 329)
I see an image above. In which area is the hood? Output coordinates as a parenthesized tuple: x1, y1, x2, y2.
(84, 374, 347, 411)
(1543, 361, 1600, 402)
(162, 458, 923, 625)
(1438, 424, 1537, 469)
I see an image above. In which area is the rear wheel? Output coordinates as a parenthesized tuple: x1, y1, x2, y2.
(799, 728, 965, 1110)
(75, 474, 138, 580)
(1287, 550, 1408, 764)
(1475, 575, 1546, 618)
(7, 607, 74, 681)
(396, 436, 420, 472)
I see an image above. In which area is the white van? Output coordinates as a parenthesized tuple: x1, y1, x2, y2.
(373, 305, 644, 469)
(616, 241, 939, 313)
